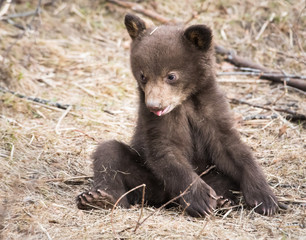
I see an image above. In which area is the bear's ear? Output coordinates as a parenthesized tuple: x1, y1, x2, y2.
(124, 14, 147, 39)
(183, 25, 212, 51)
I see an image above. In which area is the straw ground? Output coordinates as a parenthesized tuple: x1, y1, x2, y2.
(0, 0, 305, 239)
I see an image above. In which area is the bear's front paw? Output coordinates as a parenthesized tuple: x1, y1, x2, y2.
(243, 184, 279, 216)
(180, 179, 217, 217)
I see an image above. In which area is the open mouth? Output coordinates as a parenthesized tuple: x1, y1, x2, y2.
(151, 105, 172, 116)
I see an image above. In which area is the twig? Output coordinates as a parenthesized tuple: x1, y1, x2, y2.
(255, 12, 275, 41)
(72, 129, 98, 142)
(134, 184, 146, 232)
(217, 71, 306, 80)
(37, 222, 53, 240)
(0, 153, 9, 158)
(0, 86, 71, 110)
(185, 1, 208, 25)
(9, 142, 14, 161)
(1, 86, 113, 117)
(276, 183, 306, 189)
(3, 18, 25, 30)
(111, 184, 146, 236)
(229, 98, 306, 121)
(3, 10, 41, 20)
(217, 78, 268, 84)
(0, 114, 24, 127)
(277, 196, 306, 205)
(42, 175, 92, 183)
(34, 0, 42, 16)
(0, 0, 11, 20)
(23, 209, 52, 240)
(73, 83, 96, 97)
(242, 114, 278, 121)
(196, 219, 209, 238)
(106, 0, 172, 24)
(269, 49, 306, 66)
(55, 105, 72, 134)
(134, 165, 216, 233)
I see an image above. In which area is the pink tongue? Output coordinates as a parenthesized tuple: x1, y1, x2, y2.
(154, 110, 163, 116)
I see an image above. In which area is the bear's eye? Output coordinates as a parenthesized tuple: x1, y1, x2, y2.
(140, 72, 147, 84)
(166, 73, 177, 83)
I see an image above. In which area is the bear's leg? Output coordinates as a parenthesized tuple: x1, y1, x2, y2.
(212, 135, 282, 215)
(202, 170, 239, 208)
(77, 140, 167, 210)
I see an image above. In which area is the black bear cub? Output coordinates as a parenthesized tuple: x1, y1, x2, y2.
(77, 14, 282, 217)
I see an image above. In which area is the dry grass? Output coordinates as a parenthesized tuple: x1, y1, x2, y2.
(0, 0, 305, 239)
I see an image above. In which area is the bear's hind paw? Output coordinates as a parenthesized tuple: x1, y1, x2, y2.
(76, 189, 115, 210)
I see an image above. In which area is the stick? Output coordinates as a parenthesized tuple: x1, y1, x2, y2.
(215, 45, 306, 91)
(229, 98, 306, 121)
(106, 0, 171, 24)
(111, 184, 146, 236)
(134, 184, 146, 232)
(72, 129, 98, 142)
(55, 105, 72, 134)
(0, 114, 24, 127)
(42, 175, 92, 183)
(37, 222, 53, 240)
(73, 83, 96, 97)
(106, 0, 306, 92)
(217, 71, 306, 80)
(1, 86, 112, 117)
(243, 114, 278, 121)
(277, 196, 306, 205)
(0, 0, 11, 19)
(3, 9, 41, 19)
(255, 13, 275, 41)
(0, 86, 71, 110)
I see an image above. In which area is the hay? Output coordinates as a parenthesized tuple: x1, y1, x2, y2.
(0, 0, 305, 239)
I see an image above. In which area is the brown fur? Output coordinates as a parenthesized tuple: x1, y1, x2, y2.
(77, 14, 282, 217)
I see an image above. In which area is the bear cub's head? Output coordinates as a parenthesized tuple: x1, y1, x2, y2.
(125, 14, 214, 117)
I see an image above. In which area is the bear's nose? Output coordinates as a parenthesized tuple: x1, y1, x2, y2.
(146, 99, 162, 111)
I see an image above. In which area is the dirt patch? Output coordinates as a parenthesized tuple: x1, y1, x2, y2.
(0, 0, 305, 239)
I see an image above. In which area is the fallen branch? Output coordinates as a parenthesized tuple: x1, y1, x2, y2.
(215, 46, 306, 92)
(229, 97, 306, 121)
(0, 86, 71, 110)
(106, 0, 306, 92)
(1, 86, 115, 117)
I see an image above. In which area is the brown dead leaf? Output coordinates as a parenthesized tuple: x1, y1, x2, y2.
(278, 125, 288, 137)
